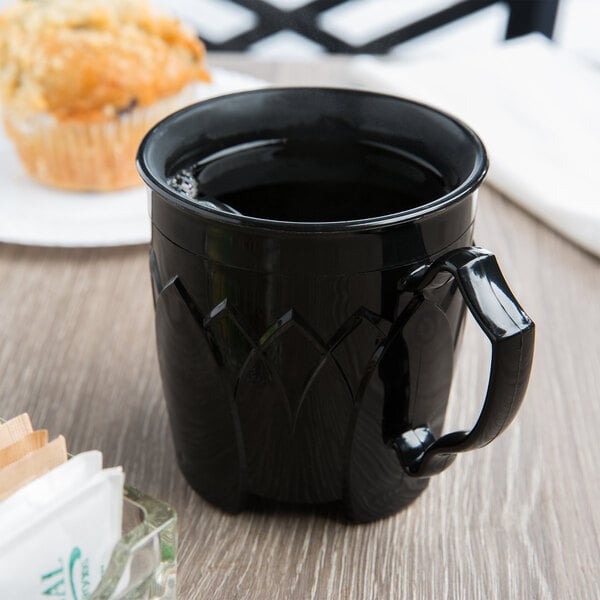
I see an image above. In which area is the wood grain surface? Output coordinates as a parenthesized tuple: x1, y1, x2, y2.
(0, 57, 599, 600)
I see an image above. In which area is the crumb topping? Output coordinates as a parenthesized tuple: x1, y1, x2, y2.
(0, 0, 210, 121)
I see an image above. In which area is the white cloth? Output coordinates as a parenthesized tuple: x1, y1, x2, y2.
(352, 34, 600, 257)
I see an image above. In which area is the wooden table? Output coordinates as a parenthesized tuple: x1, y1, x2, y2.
(1, 56, 599, 600)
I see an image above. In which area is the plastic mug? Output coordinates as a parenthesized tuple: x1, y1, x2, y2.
(137, 88, 535, 522)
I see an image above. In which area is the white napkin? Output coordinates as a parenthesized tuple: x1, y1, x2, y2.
(352, 34, 600, 257)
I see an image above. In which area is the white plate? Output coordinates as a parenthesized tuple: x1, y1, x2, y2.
(0, 68, 267, 248)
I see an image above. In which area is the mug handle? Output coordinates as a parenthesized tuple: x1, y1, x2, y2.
(392, 247, 535, 478)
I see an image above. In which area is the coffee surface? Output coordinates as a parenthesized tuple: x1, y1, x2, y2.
(168, 139, 449, 222)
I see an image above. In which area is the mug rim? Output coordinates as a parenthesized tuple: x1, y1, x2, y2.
(137, 87, 488, 233)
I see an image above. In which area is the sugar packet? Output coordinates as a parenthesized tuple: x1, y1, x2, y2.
(0, 417, 124, 600)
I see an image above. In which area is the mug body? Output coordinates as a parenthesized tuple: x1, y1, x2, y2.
(139, 88, 487, 522)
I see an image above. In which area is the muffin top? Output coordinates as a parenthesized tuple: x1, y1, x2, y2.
(0, 0, 210, 122)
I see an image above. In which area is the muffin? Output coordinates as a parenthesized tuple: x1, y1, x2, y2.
(0, 0, 210, 191)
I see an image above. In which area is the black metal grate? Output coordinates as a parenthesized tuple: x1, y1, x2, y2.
(203, 0, 560, 54)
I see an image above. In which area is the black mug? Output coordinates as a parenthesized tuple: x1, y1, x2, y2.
(137, 88, 534, 523)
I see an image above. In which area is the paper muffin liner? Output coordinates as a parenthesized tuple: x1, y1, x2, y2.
(3, 85, 199, 192)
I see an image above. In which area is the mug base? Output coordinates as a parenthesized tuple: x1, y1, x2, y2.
(177, 452, 429, 523)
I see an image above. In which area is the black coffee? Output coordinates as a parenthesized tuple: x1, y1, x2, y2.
(168, 139, 449, 222)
